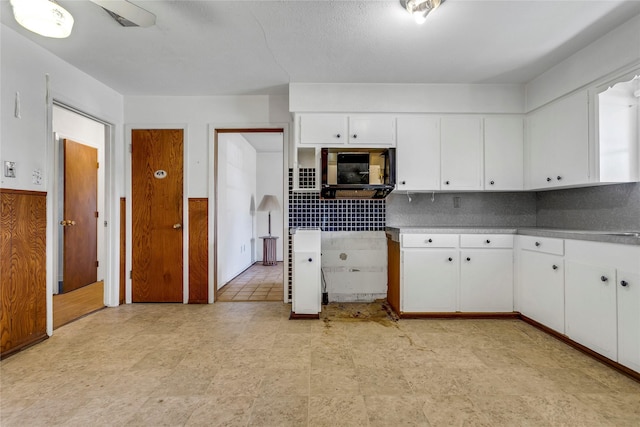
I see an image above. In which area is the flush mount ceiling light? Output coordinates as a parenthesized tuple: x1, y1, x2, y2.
(10, 0, 74, 38)
(400, 0, 445, 24)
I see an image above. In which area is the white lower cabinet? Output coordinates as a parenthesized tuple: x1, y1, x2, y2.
(565, 260, 617, 360)
(460, 249, 513, 312)
(565, 239, 640, 370)
(519, 248, 565, 333)
(402, 249, 458, 312)
(400, 233, 514, 313)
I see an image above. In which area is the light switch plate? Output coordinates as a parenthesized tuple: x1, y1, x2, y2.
(32, 169, 42, 185)
(4, 161, 16, 178)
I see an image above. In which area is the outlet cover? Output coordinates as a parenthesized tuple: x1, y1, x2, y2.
(4, 161, 16, 178)
(32, 169, 42, 185)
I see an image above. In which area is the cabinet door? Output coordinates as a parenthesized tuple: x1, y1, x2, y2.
(565, 260, 617, 360)
(551, 91, 589, 186)
(526, 107, 555, 189)
(299, 114, 347, 145)
(520, 250, 565, 333)
(401, 249, 458, 312)
(396, 116, 440, 191)
(441, 117, 483, 190)
(292, 251, 321, 314)
(484, 117, 523, 190)
(348, 115, 396, 146)
(618, 270, 640, 372)
(460, 249, 513, 312)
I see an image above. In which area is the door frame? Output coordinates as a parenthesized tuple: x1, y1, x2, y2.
(209, 123, 290, 303)
(125, 124, 189, 304)
(47, 100, 116, 336)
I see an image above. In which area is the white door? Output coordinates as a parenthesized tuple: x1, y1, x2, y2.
(441, 116, 483, 190)
(520, 250, 565, 333)
(402, 249, 458, 312)
(618, 270, 640, 372)
(460, 249, 513, 312)
(484, 117, 523, 190)
(396, 116, 440, 191)
(565, 260, 617, 360)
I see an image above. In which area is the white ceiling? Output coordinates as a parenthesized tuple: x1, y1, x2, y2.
(2, 1, 640, 96)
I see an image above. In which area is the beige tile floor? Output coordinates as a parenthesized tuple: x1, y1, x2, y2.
(2, 301, 640, 426)
(218, 262, 284, 302)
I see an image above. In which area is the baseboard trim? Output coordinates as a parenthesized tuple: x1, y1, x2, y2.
(0, 333, 48, 360)
(289, 311, 320, 320)
(399, 312, 520, 319)
(519, 314, 640, 382)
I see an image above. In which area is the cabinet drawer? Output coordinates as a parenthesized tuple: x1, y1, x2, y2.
(460, 234, 513, 248)
(401, 234, 458, 248)
(519, 235, 564, 255)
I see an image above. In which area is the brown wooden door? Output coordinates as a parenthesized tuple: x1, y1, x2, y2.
(132, 129, 184, 302)
(63, 139, 98, 293)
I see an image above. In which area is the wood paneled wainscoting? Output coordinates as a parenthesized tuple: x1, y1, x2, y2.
(189, 198, 208, 303)
(0, 189, 47, 359)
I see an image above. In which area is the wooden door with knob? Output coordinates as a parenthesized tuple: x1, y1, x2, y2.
(62, 139, 98, 293)
(132, 129, 184, 302)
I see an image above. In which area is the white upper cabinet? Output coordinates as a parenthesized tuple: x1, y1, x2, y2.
(484, 117, 524, 190)
(298, 114, 348, 145)
(297, 113, 396, 146)
(348, 115, 396, 146)
(441, 116, 483, 190)
(396, 116, 440, 191)
(526, 90, 590, 189)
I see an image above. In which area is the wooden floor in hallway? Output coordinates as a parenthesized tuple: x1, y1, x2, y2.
(217, 262, 284, 301)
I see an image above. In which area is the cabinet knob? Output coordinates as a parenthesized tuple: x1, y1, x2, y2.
(557, 176, 562, 181)
(447, 257, 453, 262)
(427, 238, 433, 243)
(621, 280, 629, 287)
(336, 134, 341, 138)
(546, 177, 552, 182)
(401, 180, 406, 185)
(466, 257, 471, 261)
(552, 265, 558, 270)
(490, 180, 495, 185)
(352, 134, 358, 139)
(445, 181, 450, 185)
(601, 276, 608, 282)
(485, 239, 491, 244)
(308, 258, 313, 262)
(535, 242, 541, 247)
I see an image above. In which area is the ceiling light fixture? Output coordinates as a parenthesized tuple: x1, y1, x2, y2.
(400, 0, 445, 24)
(10, 0, 74, 39)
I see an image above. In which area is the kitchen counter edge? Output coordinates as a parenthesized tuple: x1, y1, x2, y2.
(385, 226, 640, 246)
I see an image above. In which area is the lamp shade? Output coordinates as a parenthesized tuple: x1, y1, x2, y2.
(257, 195, 280, 212)
(11, 0, 74, 39)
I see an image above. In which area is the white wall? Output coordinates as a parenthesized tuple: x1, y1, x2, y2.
(256, 151, 284, 262)
(289, 83, 525, 114)
(1, 24, 124, 333)
(217, 133, 257, 288)
(526, 14, 640, 111)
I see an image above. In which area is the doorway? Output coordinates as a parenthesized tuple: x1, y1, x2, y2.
(52, 106, 106, 328)
(214, 129, 285, 301)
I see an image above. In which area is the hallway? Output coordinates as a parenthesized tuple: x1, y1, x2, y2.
(217, 262, 284, 302)
(1, 302, 639, 426)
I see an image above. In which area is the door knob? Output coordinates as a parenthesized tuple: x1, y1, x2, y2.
(60, 220, 76, 226)
(173, 223, 182, 229)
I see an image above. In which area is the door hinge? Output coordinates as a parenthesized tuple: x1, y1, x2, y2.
(97, 161, 100, 169)
(96, 261, 99, 267)
(129, 144, 132, 153)
(95, 211, 99, 218)
(104, 221, 108, 227)
(129, 271, 132, 279)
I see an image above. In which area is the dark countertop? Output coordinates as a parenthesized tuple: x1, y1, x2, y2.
(385, 226, 640, 246)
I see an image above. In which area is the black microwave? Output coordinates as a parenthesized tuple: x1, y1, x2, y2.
(320, 148, 396, 199)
